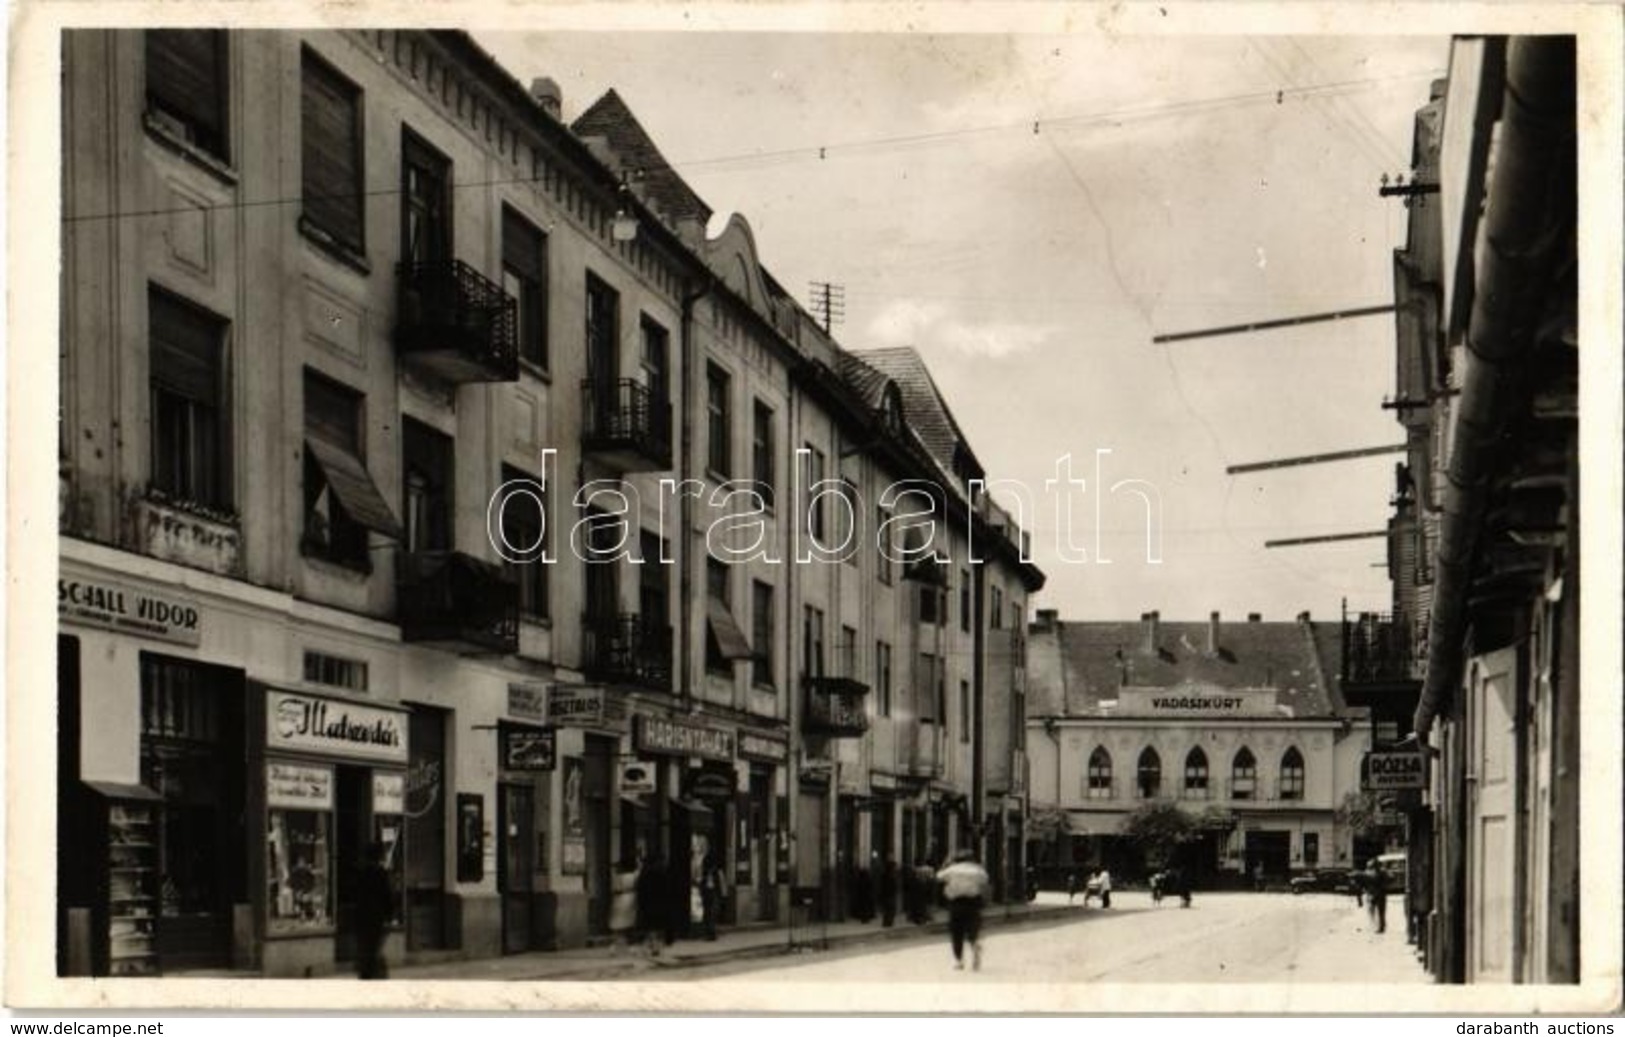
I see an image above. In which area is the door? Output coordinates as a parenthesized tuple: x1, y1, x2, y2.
(750, 770, 776, 921)
(1467, 648, 1518, 982)
(404, 706, 448, 950)
(583, 737, 615, 936)
(498, 782, 535, 954)
(333, 765, 371, 963)
(401, 132, 450, 267)
(585, 275, 619, 418)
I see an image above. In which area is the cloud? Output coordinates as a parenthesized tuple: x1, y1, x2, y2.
(866, 298, 1055, 359)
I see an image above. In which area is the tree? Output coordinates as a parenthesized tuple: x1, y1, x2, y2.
(1120, 802, 1196, 869)
(1335, 790, 1383, 838)
(1025, 805, 1068, 867)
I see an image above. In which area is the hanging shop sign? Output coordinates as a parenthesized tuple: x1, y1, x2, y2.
(58, 576, 201, 646)
(635, 715, 734, 761)
(372, 772, 404, 814)
(685, 766, 737, 805)
(547, 685, 627, 731)
(506, 683, 548, 723)
(738, 730, 790, 764)
(619, 760, 656, 795)
(266, 688, 409, 764)
(267, 762, 333, 811)
(1364, 750, 1426, 791)
(500, 726, 556, 772)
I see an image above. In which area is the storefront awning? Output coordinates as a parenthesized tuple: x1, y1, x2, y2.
(671, 796, 714, 815)
(306, 437, 404, 539)
(706, 598, 754, 660)
(1065, 813, 1093, 836)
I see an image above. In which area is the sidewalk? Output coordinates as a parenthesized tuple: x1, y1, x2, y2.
(383, 894, 1083, 981)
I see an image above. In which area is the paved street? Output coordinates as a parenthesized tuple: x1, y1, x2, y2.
(657, 891, 1428, 984)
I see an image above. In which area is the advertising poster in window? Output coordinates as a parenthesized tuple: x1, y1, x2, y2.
(455, 793, 483, 884)
(561, 757, 585, 875)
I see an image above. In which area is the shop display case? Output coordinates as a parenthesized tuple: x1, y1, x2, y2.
(84, 782, 163, 977)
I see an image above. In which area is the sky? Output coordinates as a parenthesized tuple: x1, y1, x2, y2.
(476, 27, 1451, 623)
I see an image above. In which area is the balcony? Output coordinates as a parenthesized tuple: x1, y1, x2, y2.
(1340, 610, 1423, 686)
(804, 641, 870, 737)
(397, 550, 518, 655)
(582, 612, 672, 690)
(396, 259, 519, 384)
(581, 379, 673, 472)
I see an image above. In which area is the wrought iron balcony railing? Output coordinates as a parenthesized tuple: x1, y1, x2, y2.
(396, 259, 519, 384)
(397, 550, 518, 655)
(582, 612, 673, 691)
(1340, 610, 1423, 685)
(580, 379, 673, 472)
(804, 640, 870, 736)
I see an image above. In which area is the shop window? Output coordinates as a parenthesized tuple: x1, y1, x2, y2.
(1302, 831, 1319, 867)
(302, 650, 368, 693)
(267, 803, 333, 933)
(502, 206, 548, 370)
(304, 370, 400, 570)
(149, 288, 230, 511)
(1183, 747, 1209, 799)
(1136, 747, 1161, 799)
(753, 400, 775, 509)
(1086, 746, 1112, 799)
(875, 641, 892, 717)
(1280, 747, 1305, 801)
(146, 30, 228, 161)
(751, 580, 775, 689)
(1231, 747, 1257, 801)
(300, 49, 364, 255)
(706, 364, 732, 479)
(499, 463, 548, 620)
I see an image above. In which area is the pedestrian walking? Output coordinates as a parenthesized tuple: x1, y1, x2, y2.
(353, 841, 393, 980)
(879, 859, 899, 928)
(1149, 871, 1164, 905)
(1098, 868, 1113, 909)
(634, 852, 670, 956)
(1368, 870, 1388, 934)
(1066, 870, 1080, 905)
(698, 851, 724, 941)
(936, 849, 991, 971)
(911, 859, 937, 923)
(1352, 862, 1366, 908)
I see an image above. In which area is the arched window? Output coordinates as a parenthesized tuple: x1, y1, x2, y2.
(1086, 747, 1113, 799)
(1280, 747, 1305, 800)
(1136, 747, 1162, 799)
(1231, 747, 1257, 800)
(1183, 747, 1209, 798)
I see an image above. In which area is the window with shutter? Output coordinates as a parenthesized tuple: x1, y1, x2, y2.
(502, 207, 547, 368)
(300, 50, 365, 255)
(146, 30, 228, 161)
(148, 288, 229, 510)
(499, 463, 548, 618)
(302, 370, 400, 570)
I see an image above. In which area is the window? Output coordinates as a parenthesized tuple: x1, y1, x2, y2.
(959, 570, 971, 632)
(147, 31, 228, 161)
(304, 370, 399, 570)
(876, 505, 894, 585)
(751, 580, 774, 689)
(1137, 747, 1162, 799)
(149, 288, 229, 510)
(805, 445, 827, 542)
(918, 653, 936, 723)
(936, 660, 948, 727)
(300, 50, 364, 254)
(840, 479, 860, 564)
(639, 530, 669, 646)
(303, 651, 369, 693)
(991, 586, 1004, 629)
(919, 585, 947, 626)
(803, 606, 825, 680)
(707, 364, 732, 478)
(875, 641, 892, 718)
(1280, 747, 1305, 801)
(704, 557, 747, 677)
(752, 401, 775, 509)
(401, 130, 451, 265)
(502, 207, 547, 369)
(1302, 832, 1319, 867)
(959, 679, 970, 743)
(1183, 747, 1209, 799)
(640, 317, 669, 407)
(401, 419, 453, 552)
(1231, 747, 1257, 801)
(500, 464, 548, 619)
(1087, 747, 1112, 799)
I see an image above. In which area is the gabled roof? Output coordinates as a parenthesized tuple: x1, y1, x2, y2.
(834, 350, 890, 411)
(1028, 617, 1348, 720)
(852, 347, 983, 477)
(572, 89, 712, 225)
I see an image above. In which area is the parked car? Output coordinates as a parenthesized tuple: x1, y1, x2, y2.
(1289, 868, 1353, 894)
(1373, 852, 1407, 894)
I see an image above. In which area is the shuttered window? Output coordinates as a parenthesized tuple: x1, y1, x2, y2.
(303, 370, 400, 570)
(501, 207, 547, 368)
(149, 288, 229, 509)
(301, 50, 365, 255)
(146, 30, 228, 161)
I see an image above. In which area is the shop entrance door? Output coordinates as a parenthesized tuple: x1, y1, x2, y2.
(750, 769, 776, 922)
(1243, 831, 1291, 885)
(333, 765, 371, 964)
(1466, 648, 1517, 982)
(498, 782, 535, 954)
(583, 736, 615, 937)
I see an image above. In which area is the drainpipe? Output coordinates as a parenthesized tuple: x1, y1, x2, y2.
(1412, 36, 1574, 736)
(972, 556, 986, 862)
(679, 277, 715, 714)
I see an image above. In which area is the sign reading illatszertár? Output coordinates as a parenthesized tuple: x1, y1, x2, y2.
(267, 689, 409, 764)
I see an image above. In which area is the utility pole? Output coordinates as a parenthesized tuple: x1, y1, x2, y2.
(808, 281, 845, 334)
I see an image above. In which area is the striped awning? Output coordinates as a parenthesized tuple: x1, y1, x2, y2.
(306, 437, 404, 539)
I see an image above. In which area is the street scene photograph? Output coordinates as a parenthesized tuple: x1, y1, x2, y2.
(12, 0, 1621, 1017)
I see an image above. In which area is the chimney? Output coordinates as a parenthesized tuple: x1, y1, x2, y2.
(1141, 610, 1160, 654)
(530, 77, 562, 120)
(1247, 612, 1262, 623)
(1035, 608, 1059, 632)
(1207, 611, 1221, 655)
(1296, 610, 1312, 626)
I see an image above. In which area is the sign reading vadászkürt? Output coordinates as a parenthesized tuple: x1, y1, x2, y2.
(266, 688, 409, 764)
(1116, 686, 1279, 716)
(635, 715, 734, 761)
(1364, 750, 1426, 790)
(58, 576, 201, 646)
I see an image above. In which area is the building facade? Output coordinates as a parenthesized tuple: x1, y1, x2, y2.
(56, 29, 1040, 978)
(1025, 610, 1370, 888)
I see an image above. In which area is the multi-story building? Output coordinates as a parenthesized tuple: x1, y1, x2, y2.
(1024, 610, 1369, 888)
(55, 28, 1040, 978)
(1380, 36, 1579, 984)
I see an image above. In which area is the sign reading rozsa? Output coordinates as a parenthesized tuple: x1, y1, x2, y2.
(267, 689, 409, 764)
